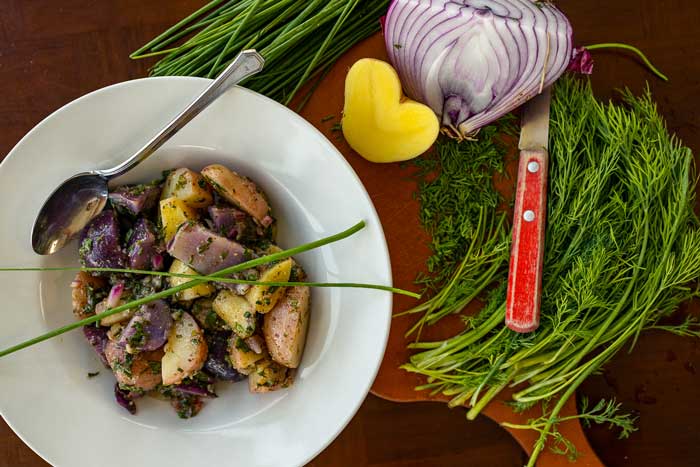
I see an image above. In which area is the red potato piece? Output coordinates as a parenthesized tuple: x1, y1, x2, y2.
(161, 312, 208, 386)
(104, 341, 163, 391)
(201, 164, 271, 226)
(263, 286, 310, 368)
(71, 271, 106, 319)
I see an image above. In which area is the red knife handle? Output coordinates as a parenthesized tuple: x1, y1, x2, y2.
(506, 149, 549, 333)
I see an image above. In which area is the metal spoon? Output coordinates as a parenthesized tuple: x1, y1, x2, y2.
(32, 49, 265, 255)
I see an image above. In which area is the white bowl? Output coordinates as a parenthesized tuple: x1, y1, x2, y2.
(0, 78, 392, 467)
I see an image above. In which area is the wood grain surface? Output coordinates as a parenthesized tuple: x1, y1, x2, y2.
(1, 1, 699, 466)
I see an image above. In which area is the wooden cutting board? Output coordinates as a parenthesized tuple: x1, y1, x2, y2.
(298, 33, 603, 466)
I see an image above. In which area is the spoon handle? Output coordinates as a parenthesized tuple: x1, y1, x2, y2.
(99, 50, 265, 179)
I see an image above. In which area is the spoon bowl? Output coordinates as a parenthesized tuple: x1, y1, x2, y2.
(32, 173, 108, 255)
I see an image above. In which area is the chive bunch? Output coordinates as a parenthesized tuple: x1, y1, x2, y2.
(131, 0, 389, 108)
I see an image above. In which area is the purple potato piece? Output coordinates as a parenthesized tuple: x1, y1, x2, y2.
(215, 268, 259, 295)
(167, 223, 251, 275)
(126, 218, 163, 270)
(119, 299, 173, 352)
(172, 383, 217, 398)
(114, 383, 143, 415)
(108, 184, 161, 216)
(208, 205, 258, 242)
(79, 210, 128, 269)
(83, 325, 109, 367)
(203, 331, 245, 382)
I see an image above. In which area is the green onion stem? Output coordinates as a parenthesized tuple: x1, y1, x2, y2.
(584, 42, 669, 81)
(0, 267, 418, 299)
(0, 221, 366, 358)
(207, 0, 262, 78)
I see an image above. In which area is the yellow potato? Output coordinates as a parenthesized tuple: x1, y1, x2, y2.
(245, 258, 292, 314)
(168, 259, 215, 302)
(212, 290, 256, 338)
(160, 197, 198, 243)
(162, 312, 208, 385)
(161, 168, 213, 208)
(342, 58, 439, 163)
(228, 336, 265, 375)
(248, 358, 293, 393)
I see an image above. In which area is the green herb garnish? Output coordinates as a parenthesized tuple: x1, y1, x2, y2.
(401, 76, 700, 466)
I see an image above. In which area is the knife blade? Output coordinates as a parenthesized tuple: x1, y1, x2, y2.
(506, 88, 552, 333)
(519, 87, 551, 151)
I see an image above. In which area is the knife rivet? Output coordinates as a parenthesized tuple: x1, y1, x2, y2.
(527, 161, 540, 173)
(523, 210, 535, 222)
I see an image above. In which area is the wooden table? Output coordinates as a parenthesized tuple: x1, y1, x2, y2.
(1, 1, 698, 466)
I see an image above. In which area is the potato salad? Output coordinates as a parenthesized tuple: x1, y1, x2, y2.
(72, 165, 310, 418)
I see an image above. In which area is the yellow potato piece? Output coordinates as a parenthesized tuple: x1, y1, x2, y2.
(228, 336, 265, 375)
(342, 58, 439, 163)
(169, 259, 215, 302)
(161, 168, 213, 209)
(162, 312, 207, 386)
(245, 258, 292, 314)
(212, 290, 256, 338)
(160, 197, 198, 243)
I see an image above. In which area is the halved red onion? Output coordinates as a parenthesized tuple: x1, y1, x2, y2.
(384, 0, 573, 139)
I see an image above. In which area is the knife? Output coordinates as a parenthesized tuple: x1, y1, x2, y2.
(505, 87, 552, 333)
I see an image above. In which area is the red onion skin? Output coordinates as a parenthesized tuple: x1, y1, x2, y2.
(568, 47, 594, 75)
(106, 283, 124, 309)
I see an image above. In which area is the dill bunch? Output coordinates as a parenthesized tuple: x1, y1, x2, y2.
(402, 75, 700, 466)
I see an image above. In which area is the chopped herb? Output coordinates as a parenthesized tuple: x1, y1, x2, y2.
(78, 238, 93, 260)
(235, 338, 251, 352)
(148, 360, 162, 374)
(174, 174, 188, 191)
(321, 115, 335, 122)
(87, 371, 100, 378)
(197, 237, 213, 254)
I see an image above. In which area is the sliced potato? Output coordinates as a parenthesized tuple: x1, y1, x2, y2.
(168, 259, 215, 302)
(228, 336, 265, 375)
(246, 258, 293, 314)
(105, 341, 164, 391)
(248, 359, 293, 393)
(160, 197, 198, 243)
(212, 290, 256, 338)
(263, 286, 310, 368)
(161, 168, 213, 208)
(201, 164, 270, 225)
(162, 312, 208, 385)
